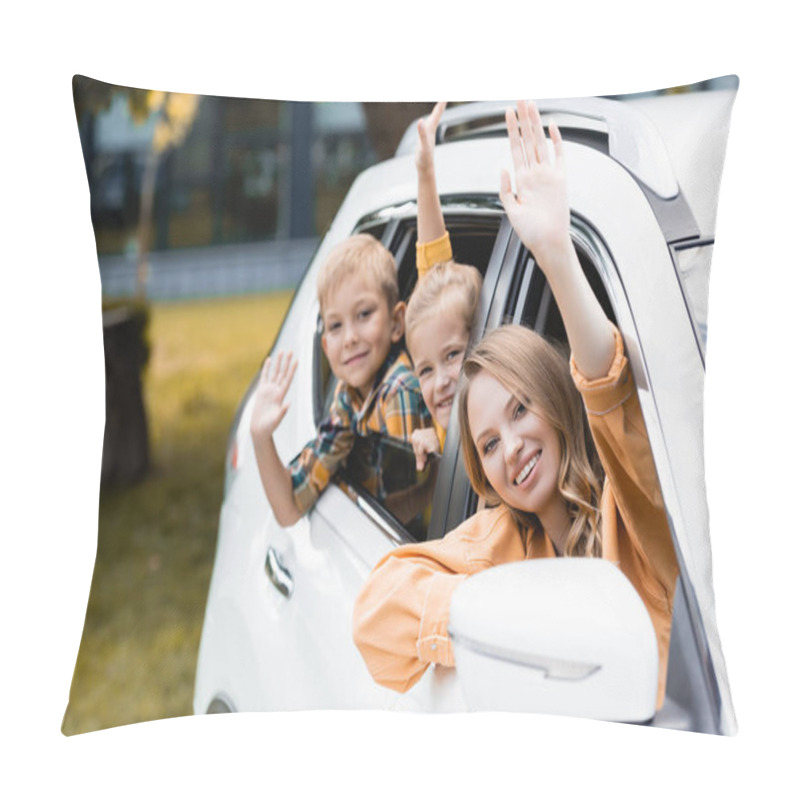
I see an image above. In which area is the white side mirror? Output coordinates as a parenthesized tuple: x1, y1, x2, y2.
(448, 559, 658, 722)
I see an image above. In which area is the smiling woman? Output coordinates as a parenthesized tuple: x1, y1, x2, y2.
(459, 324, 602, 558)
(466, 362, 568, 553)
(352, 101, 679, 711)
(353, 321, 678, 710)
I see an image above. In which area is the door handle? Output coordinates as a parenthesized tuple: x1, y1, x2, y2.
(265, 546, 294, 598)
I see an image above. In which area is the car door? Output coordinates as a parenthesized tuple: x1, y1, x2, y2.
(427, 153, 726, 731)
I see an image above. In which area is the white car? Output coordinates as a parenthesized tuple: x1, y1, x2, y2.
(194, 90, 737, 734)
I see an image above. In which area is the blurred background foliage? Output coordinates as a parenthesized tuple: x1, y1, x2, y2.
(65, 78, 431, 734)
(63, 292, 293, 734)
(73, 76, 429, 261)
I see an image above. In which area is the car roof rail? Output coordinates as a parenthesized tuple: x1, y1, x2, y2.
(395, 99, 680, 200)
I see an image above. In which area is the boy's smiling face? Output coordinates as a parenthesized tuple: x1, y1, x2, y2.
(321, 275, 405, 400)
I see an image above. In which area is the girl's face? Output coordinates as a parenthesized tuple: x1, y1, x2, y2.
(409, 313, 470, 429)
(467, 369, 565, 529)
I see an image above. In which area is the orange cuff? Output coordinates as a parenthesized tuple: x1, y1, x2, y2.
(417, 572, 467, 667)
(570, 326, 634, 416)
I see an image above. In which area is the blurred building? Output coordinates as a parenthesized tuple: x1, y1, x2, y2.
(74, 78, 735, 300)
(79, 94, 378, 254)
(74, 82, 430, 299)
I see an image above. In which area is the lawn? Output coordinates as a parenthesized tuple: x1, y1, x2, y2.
(61, 290, 294, 735)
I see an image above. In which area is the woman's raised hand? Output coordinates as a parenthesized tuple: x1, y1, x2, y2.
(250, 350, 298, 441)
(501, 101, 615, 379)
(499, 101, 571, 268)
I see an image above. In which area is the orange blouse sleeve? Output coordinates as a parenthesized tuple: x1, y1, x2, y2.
(570, 326, 679, 599)
(352, 506, 522, 693)
(352, 537, 467, 692)
(571, 326, 679, 708)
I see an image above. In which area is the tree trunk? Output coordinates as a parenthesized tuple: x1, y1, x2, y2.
(135, 149, 160, 300)
(101, 305, 150, 486)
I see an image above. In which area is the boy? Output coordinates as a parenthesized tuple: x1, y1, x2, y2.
(250, 233, 432, 527)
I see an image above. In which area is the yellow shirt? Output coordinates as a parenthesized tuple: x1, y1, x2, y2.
(416, 230, 453, 279)
(353, 327, 679, 709)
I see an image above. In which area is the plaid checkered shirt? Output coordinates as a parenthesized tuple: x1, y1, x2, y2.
(289, 346, 432, 515)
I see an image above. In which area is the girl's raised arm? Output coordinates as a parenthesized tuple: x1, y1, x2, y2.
(499, 101, 616, 380)
(415, 101, 448, 246)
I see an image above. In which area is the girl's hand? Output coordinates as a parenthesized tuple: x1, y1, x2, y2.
(499, 101, 571, 268)
(250, 351, 297, 441)
(415, 101, 446, 176)
(411, 427, 440, 472)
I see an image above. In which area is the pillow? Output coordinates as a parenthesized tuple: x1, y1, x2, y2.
(64, 75, 738, 735)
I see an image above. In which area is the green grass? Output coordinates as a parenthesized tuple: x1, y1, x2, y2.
(62, 290, 294, 735)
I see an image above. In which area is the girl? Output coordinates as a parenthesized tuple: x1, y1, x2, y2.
(407, 102, 483, 470)
(405, 261, 481, 469)
(353, 101, 679, 710)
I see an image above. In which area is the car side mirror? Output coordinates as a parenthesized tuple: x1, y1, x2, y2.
(448, 559, 658, 722)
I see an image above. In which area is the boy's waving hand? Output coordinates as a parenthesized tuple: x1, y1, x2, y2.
(251, 350, 298, 440)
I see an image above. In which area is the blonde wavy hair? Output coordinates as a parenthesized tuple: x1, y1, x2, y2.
(405, 260, 483, 356)
(458, 324, 604, 558)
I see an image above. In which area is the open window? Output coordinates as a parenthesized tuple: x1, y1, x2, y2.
(336, 435, 438, 542)
(312, 206, 504, 542)
(436, 226, 617, 534)
(507, 244, 616, 342)
(313, 212, 501, 424)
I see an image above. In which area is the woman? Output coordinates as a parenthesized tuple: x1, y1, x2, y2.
(352, 101, 679, 709)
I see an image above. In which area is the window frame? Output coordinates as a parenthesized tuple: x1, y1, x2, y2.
(670, 237, 715, 365)
(312, 200, 507, 545)
(432, 216, 619, 539)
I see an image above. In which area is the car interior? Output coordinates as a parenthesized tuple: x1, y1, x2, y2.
(311, 214, 501, 541)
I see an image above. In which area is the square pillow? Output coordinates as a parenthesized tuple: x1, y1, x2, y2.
(64, 75, 738, 735)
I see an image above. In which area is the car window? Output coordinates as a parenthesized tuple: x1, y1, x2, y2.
(315, 214, 503, 420)
(314, 210, 503, 543)
(337, 434, 438, 542)
(510, 247, 616, 338)
(445, 231, 618, 527)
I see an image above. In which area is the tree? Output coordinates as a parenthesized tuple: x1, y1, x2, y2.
(72, 76, 200, 298)
(73, 77, 200, 484)
(135, 90, 199, 299)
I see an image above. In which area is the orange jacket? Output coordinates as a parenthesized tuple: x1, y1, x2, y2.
(352, 327, 679, 708)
